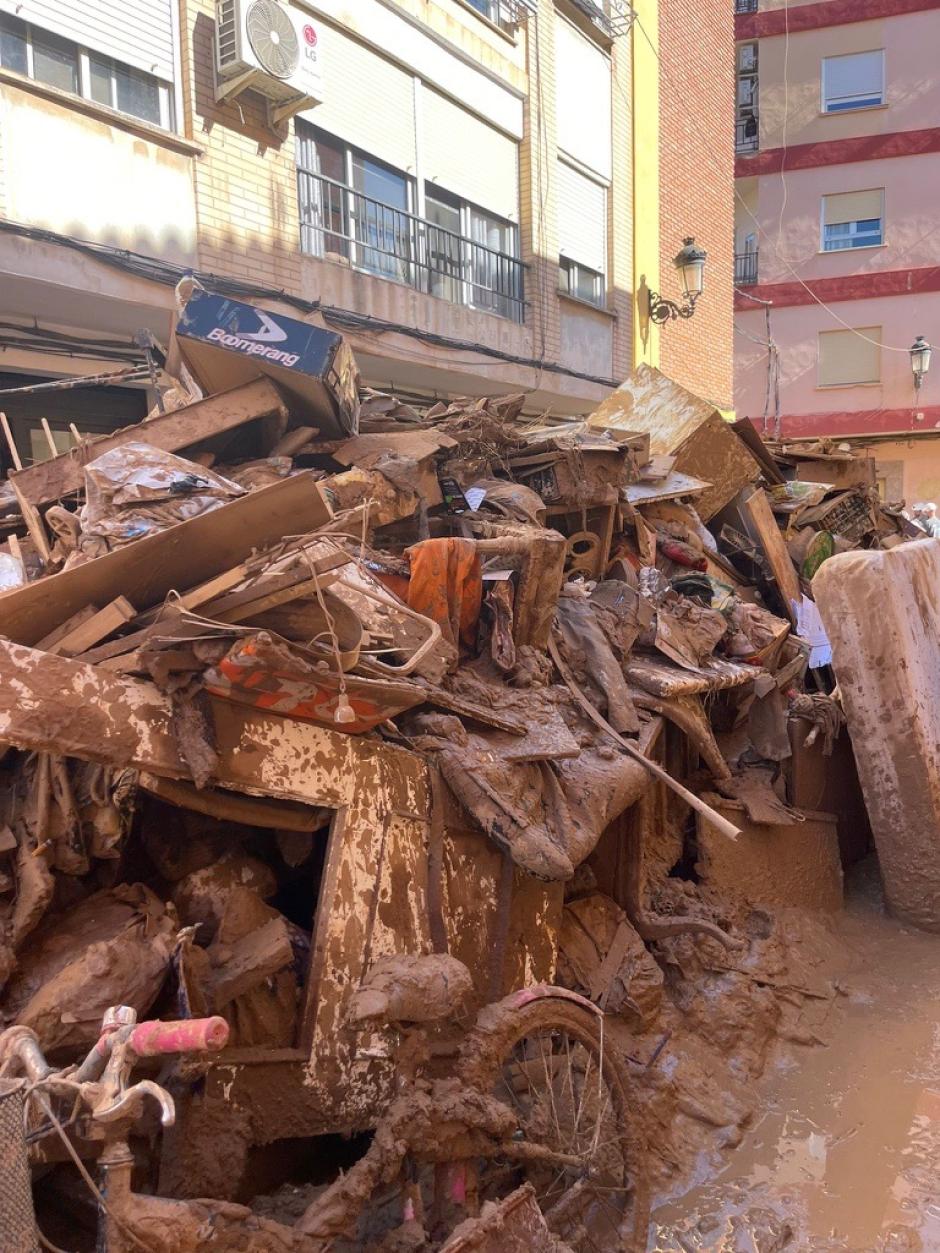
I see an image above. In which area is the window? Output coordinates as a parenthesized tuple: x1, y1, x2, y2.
(31, 26, 79, 94)
(736, 42, 759, 153)
(89, 55, 164, 126)
(350, 152, 412, 283)
(818, 327, 881, 387)
(463, 0, 524, 32)
(559, 258, 605, 306)
(822, 50, 884, 113)
(822, 189, 884, 251)
(557, 160, 608, 309)
(296, 123, 524, 321)
(0, 12, 173, 129)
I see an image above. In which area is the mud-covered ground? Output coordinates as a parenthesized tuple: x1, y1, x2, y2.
(650, 859, 940, 1252)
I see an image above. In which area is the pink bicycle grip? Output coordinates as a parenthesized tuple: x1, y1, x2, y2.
(129, 1017, 229, 1057)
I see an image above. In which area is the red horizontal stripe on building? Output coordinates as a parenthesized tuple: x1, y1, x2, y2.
(735, 265, 940, 310)
(735, 127, 940, 177)
(735, 0, 940, 40)
(747, 406, 940, 439)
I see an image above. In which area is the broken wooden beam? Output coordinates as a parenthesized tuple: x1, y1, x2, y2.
(8, 378, 289, 509)
(209, 917, 294, 1007)
(45, 596, 135, 657)
(0, 471, 332, 647)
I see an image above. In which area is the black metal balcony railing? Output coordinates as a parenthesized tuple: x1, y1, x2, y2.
(735, 116, 759, 154)
(298, 170, 525, 324)
(735, 0, 758, 13)
(735, 251, 759, 286)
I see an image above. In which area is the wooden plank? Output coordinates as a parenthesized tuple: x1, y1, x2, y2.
(0, 411, 22, 469)
(132, 563, 251, 627)
(36, 605, 99, 652)
(47, 596, 136, 657)
(739, 488, 801, 623)
(203, 552, 349, 621)
(7, 378, 288, 508)
(212, 576, 326, 624)
(9, 475, 51, 563)
(0, 471, 332, 647)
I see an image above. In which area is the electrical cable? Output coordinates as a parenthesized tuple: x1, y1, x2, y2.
(0, 219, 621, 390)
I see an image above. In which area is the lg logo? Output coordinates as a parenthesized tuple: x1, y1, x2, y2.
(303, 25, 317, 46)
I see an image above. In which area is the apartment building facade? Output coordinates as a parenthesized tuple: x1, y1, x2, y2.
(0, 0, 733, 467)
(733, 0, 940, 501)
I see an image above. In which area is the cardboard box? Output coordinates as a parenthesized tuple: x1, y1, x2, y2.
(176, 290, 360, 439)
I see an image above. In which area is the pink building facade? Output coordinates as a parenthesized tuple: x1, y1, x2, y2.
(733, 0, 940, 498)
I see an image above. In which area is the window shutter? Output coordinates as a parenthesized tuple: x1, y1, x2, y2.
(0, 0, 175, 80)
(823, 189, 883, 225)
(554, 17, 612, 179)
(297, 23, 417, 174)
(557, 160, 607, 275)
(421, 86, 519, 222)
(823, 50, 883, 105)
(818, 328, 881, 386)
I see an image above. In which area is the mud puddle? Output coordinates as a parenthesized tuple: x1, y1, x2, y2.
(649, 860, 940, 1252)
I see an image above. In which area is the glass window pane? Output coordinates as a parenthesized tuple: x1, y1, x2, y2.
(89, 55, 113, 106)
(0, 13, 28, 75)
(350, 155, 410, 281)
(32, 28, 79, 94)
(114, 62, 161, 124)
(425, 193, 463, 304)
(351, 154, 408, 209)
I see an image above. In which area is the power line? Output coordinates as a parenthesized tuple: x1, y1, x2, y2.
(0, 219, 620, 390)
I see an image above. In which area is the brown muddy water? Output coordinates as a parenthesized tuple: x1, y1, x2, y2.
(650, 860, 940, 1252)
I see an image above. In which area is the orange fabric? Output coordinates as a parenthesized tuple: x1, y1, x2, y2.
(406, 538, 482, 651)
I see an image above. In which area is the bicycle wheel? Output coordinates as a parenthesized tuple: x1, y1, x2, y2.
(458, 996, 649, 1253)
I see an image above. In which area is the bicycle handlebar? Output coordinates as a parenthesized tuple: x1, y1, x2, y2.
(128, 1016, 229, 1057)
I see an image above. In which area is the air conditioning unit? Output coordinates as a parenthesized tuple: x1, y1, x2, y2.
(216, 0, 324, 124)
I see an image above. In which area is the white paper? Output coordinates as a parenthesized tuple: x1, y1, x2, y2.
(465, 487, 487, 511)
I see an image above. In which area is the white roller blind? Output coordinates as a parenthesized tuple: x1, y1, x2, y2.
(823, 188, 883, 225)
(0, 0, 175, 80)
(823, 50, 883, 109)
(557, 160, 607, 274)
(421, 86, 519, 222)
(554, 16, 611, 179)
(818, 328, 881, 387)
(298, 22, 417, 174)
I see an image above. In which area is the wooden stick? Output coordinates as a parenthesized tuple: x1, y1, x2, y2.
(548, 635, 742, 841)
(69, 424, 83, 445)
(7, 534, 25, 582)
(9, 476, 51, 564)
(0, 412, 22, 470)
(40, 419, 58, 459)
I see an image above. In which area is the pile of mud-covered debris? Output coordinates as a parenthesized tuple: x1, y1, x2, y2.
(0, 292, 917, 1252)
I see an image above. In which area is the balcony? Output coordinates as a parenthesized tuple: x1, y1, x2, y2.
(734, 0, 758, 12)
(735, 251, 759, 286)
(735, 116, 759, 154)
(298, 171, 526, 324)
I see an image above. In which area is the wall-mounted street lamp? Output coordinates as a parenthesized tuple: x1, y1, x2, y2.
(648, 238, 707, 324)
(910, 335, 931, 392)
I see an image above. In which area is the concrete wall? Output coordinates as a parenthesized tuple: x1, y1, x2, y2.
(735, 292, 940, 431)
(0, 78, 196, 264)
(734, 0, 940, 442)
(758, 12, 938, 151)
(747, 151, 940, 284)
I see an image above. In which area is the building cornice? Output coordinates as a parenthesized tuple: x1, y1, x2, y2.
(736, 0, 940, 40)
(735, 126, 940, 177)
(751, 405, 940, 439)
(735, 264, 940, 310)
